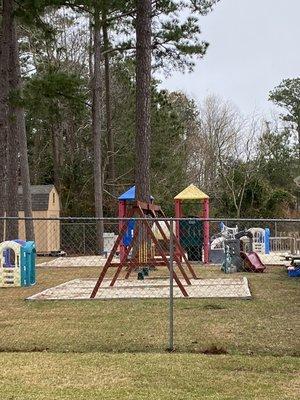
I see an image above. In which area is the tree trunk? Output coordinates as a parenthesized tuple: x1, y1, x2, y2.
(10, 18, 35, 241)
(135, 0, 152, 203)
(88, 16, 94, 81)
(297, 122, 300, 214)
(0, 0, 11, 241)
(32, 130, 43, 184)
(92, 3, 104, 253)
(51, 124, 62, 195)
(5, 0, 18, 240)
(102, 9, 116, 197)
(3, 0, 19, 240)
(297, 122, 300, 163)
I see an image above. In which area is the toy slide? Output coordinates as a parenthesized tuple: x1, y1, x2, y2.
(241, 251, 266, 273)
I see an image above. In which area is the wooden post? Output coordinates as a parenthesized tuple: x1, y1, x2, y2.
(203, 198, 210, 264)
(118, 200, 126, 262)
(175, 199, 181, 259)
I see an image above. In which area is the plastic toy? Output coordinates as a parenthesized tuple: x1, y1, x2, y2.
(174, 184, 209, 263)
(287, 267, 300, 277)
(221, 229, 266, 273)
(240, 251, 265, 273)
(248, 227, 270, 254)
(221, 245, 236, 273)
(225, 230, 266, 272)
(211, 223, 238, 249)
(211, 224, 270, 256)
(287, 255, 300, 277)
(0, 240, 36, 287)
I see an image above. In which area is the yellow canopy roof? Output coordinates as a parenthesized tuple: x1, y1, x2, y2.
(174, 184, 209, 200)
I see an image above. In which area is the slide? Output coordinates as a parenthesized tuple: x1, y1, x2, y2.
(240, 251, 266, 273)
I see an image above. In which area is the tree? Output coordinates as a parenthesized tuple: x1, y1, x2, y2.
(14, 0, 221, 217)
(10, 11, 35, 240)
(186, 95, 264, 217)
(256, 121, 298, 216)
(0, 0, 11, 240)
(269, 78, 300, 161)
(24, 70, 89, 209)
(5, 5, 20, 240)
(187, 95, 239, 194)
(102, 3, 115, 195)
(152, 0, 219, 73)
(0, 0, 35, 240)
(135, 0, 152, 202)
(92, 1, 104, 252)
(258, 124, 296, 190)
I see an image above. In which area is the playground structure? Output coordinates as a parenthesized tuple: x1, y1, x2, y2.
(118, 185, 154, 262)
(211, 222, 300, 268)
(241, 252, 266, 273)
(174, 184, 209, 263)
(248, 227, 270, 254)
(0, 240, 36, 287)
(211, 223, 270, 254)
(91, 200, 198, 298)
(220, 228, 266, 273)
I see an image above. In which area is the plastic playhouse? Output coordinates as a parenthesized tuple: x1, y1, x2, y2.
(0, 240, 36, 287)
(174, 184, 210, 263)
(247, 227, 270, 254)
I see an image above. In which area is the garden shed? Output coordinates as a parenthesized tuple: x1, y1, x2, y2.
(17, 185, 60, 254)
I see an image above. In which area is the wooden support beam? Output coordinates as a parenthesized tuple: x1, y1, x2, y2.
(90, 208, 134, 298)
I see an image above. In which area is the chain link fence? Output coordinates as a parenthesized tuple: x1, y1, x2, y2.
(0, 216, 299, 355)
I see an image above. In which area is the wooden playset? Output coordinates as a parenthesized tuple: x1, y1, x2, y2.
(91, 199, 198, 298)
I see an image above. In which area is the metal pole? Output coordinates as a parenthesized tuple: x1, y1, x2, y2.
(169, 219, 174, 351)
(83, 224, 86, 255)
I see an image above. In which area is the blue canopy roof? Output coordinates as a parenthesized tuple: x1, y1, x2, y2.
(118, 186, 154, 201)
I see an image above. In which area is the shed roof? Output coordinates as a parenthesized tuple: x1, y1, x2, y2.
(18, 185, 55, 211)
(174, 184, 209, 200)
(118, 186, 154, 201)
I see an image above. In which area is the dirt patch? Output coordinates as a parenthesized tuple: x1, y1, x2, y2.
(201, 345, 228, 355)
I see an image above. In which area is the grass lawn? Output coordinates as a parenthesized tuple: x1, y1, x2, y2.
(0, 265, 299, 399)
(0, 353, 299, 400)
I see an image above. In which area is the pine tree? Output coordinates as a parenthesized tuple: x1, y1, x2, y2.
(135, 0, 152, 202)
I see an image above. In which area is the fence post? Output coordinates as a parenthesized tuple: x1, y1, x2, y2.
(83, 224, 86, 255)
(169, 219, 174, 351)
(291, 237, 296, 254)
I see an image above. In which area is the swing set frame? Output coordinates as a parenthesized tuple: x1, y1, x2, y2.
(90, 201, 198, 298)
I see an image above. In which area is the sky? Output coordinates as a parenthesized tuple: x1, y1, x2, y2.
(159, 0, 300, 116)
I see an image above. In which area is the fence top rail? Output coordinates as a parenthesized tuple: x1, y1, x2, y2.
(1, 216, 300, 223)
(270, 236, 296, 240)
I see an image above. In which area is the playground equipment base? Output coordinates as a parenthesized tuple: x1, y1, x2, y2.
(27, 277, 251, 300)
(37, 256, 117, 268)
(36, 253, 291, 269)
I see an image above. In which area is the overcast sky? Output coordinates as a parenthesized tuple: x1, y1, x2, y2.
(159, 0, 300, 116)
